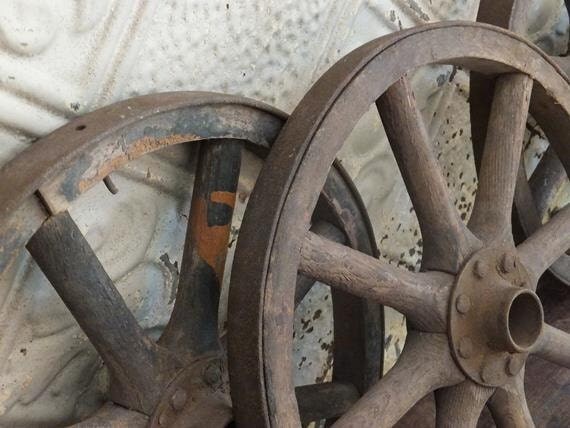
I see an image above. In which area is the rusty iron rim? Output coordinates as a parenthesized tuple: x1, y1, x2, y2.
(0, 92, 382, 425)
(228, 21, 570, 426)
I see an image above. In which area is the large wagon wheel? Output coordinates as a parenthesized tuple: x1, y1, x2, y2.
(0, 93, 381, 425)
(228, 21, 570, 426)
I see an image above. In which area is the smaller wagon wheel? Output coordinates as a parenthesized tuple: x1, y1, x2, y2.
(228, 22, 570, 427)
(0, 93, 381, 425)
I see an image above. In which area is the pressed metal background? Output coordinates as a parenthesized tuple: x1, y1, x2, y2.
(0, 0, 567, 424)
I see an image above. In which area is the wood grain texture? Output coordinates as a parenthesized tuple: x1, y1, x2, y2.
(488, 374, 535, 428)
(532, 323, 570, 369)
(299, 231, 449, 331)
(376, 76, 480, 273)
(434, 381, 494, 428)
(517, 204, 570, 286)
(26, 211, 179, 414)
(333, 332, 464, 427)
(468, 73, 533, 244)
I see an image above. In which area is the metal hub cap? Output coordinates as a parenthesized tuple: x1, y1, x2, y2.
(449, 247, 544, 386)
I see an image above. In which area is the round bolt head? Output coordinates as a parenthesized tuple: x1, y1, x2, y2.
(203, 361, 222, 386)
(171, 389, 188, 411)
(458, 337, 474, 359)
(473, 260, 487, 279)
(158, 411, 168, 426)
(507, 354, 525, 376)
(480, 361, 499, 384)
(455, 294, 471, 314)
(501, 253, 516, 273)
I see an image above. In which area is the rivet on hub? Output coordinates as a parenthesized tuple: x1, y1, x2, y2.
(203, 361, 222, 386)
(458, 337, 474, 359)
(171, 389, 188, 411)
(455, 294, 471, 314)
(158, 411, 168, 426)
(480, 361, 497, 384)
(473, 260, 487, 279)
(500, 253, 516, 273)
(506, 354, 525, 376)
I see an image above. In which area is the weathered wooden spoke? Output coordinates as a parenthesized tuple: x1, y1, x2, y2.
(299, 231, 449, 331)
(434, 381, 494, 427)
(488, 375, 535, 427)
(517, 204, 570, 286)
(294, 220, 346, 306)
(532, 324, 570, 369)
(26, 211, 178, 414)
(376, 76, 480, 273)
(513, 162, 542, 235)
(333, 333, 463, 427)
(468, 73, 533, 244)
(159, 140, 241, 357)
(476, 0, 530, 33)
(295, 381, 360, 425)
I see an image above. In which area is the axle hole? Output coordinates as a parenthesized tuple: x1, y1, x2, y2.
(508, 292, 543, 349)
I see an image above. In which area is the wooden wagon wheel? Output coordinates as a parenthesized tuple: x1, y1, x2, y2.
(0, 92, 382, 426)
(228, 21, 570, 426)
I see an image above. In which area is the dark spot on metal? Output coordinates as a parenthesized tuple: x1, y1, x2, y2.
(207, 201, 234, 227)
(60, 153, 93, 202)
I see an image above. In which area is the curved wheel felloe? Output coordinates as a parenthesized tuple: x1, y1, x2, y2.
(0, 92, 381, 426)
(228, 21, 570, 427)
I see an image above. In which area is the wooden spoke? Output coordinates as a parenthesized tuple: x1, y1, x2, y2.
(160, 141, 241, 357)
(477, 0, 531, 33)
(295, 221, 346, 306)
(468, 73, 533, 244)
(376, 76, 480, 273)
(434, 381, 494, 427)
(532, 324, 570, 369)
(332, 332, 464, 427)
(514, 162, 542, 236)
(517, 204, 570, 286)
(296, 381, 360, 425)
(299, 231, 450, 331)
(26, 211, 176, 414)
(488, 374, 535, 427)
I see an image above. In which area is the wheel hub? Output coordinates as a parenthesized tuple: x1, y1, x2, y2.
(449, 246, 544, 387)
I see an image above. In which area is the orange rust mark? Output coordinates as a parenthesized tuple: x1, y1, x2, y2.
(210, 191, 236, 208)
(77, 133, 202, 193)
(190, 191, 238, 282)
